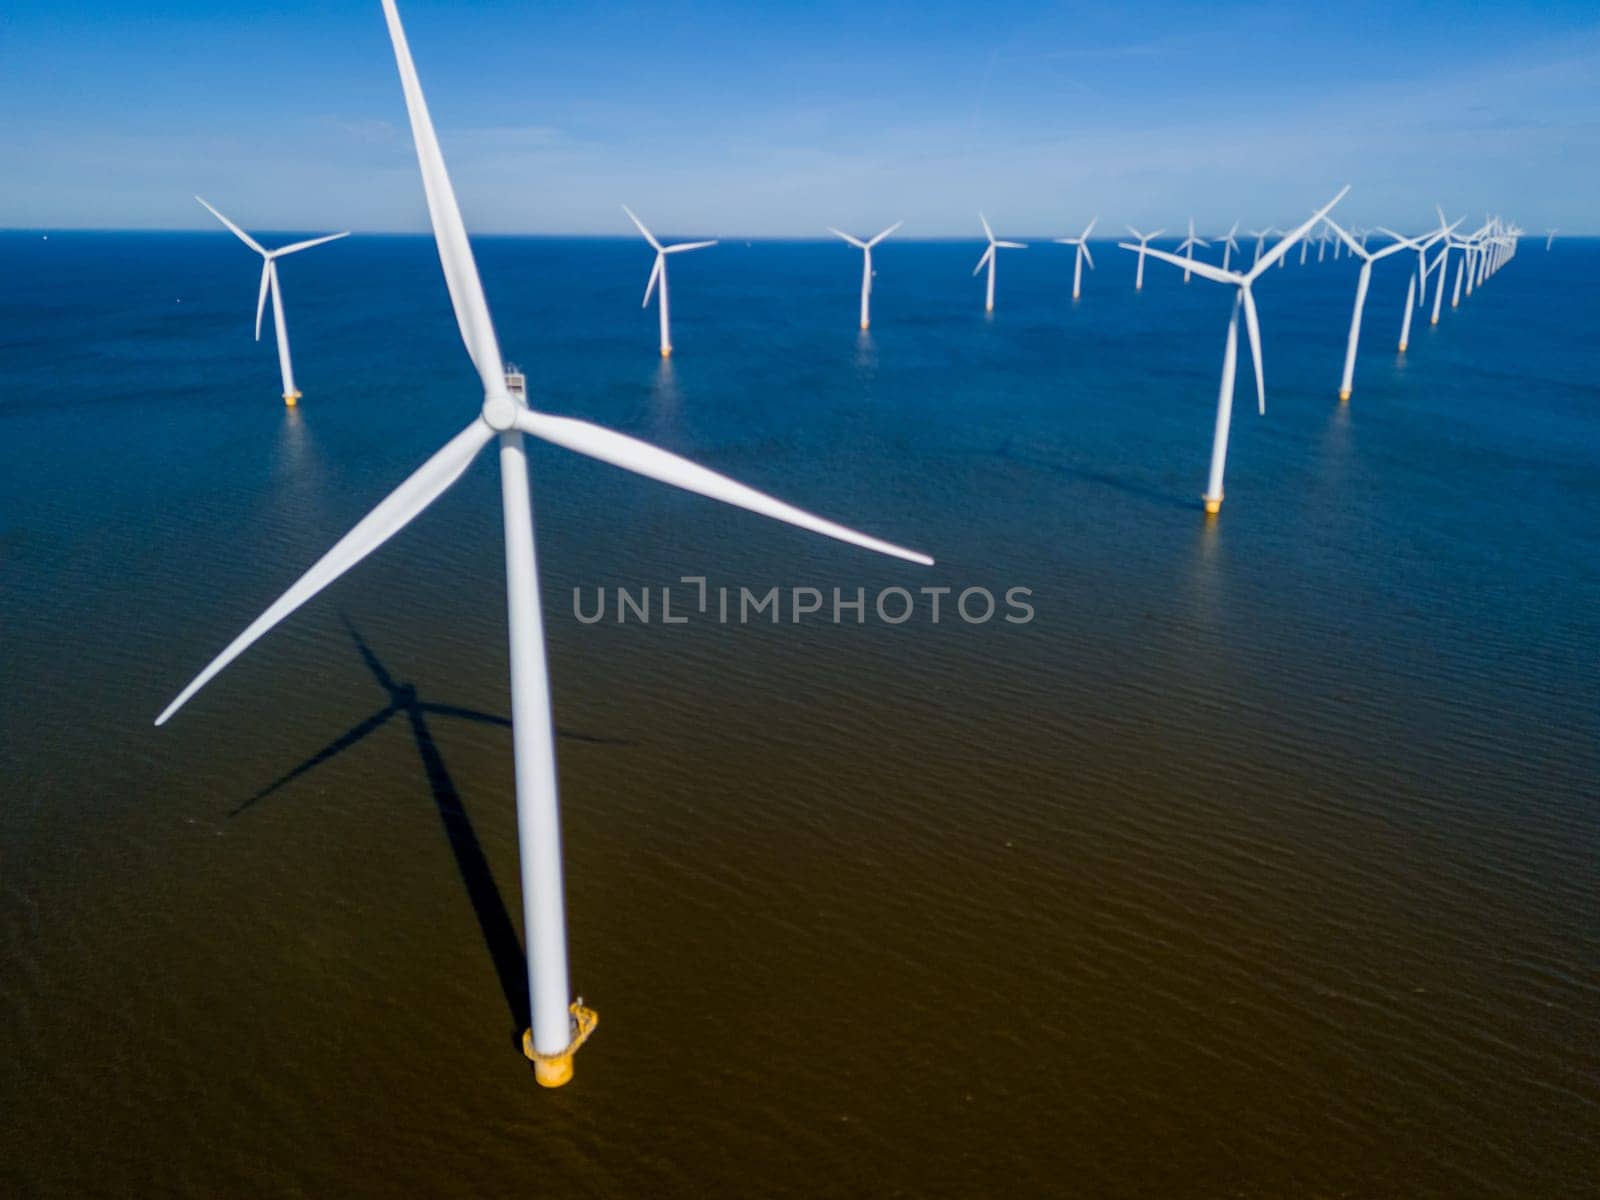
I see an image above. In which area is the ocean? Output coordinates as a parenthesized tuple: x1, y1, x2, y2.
(2, 229, 1597, 1196)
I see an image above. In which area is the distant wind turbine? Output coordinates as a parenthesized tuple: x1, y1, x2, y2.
(827, 221, 901, 330)
(1177, 217, 1208, 283)
(1125, 226, 1165, 290)
(157, 0, 933, 1091)
(1324, 219, 1431, 399)
(1247, 228, 1269, 266)
(1122, 187, 1350, 515)
(1545, 228, 1557, 251)
(623, 206, 717, 357)
(1053, 216, 1098, 300)
(1215, 221, 1240, 273)
(974, 214, 1026, 311)
(194, 197, 347, 406)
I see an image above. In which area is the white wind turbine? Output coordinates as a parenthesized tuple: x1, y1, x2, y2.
(1545, 228, 1557, 251)
(623, 206, 716, 357)
(195, 197, 348, 406)
(1324, 219, 1431, 400)
(156, 0, 932, 1090)
(1430, 214, 1467, 326)
(1215, 221, 1240, 273)
(1053, 216, 1098, 299)
(1177, 217, 1208, 283)
(974, 214, 1026, 311)
(1120, 187, 1350, 515)
(827, 221, 902, 330)
(1125, 225, 1166, 290)
(1247, 227, 1269, 266)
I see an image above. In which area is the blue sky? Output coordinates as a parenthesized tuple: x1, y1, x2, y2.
(2, 0, 1597, 236)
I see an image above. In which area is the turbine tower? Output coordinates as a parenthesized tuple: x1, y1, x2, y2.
(194, 197, 347, 406)
(157, 0, 933, 1090)
(827, 221, 902, 330)
(623, 206, 716, 357)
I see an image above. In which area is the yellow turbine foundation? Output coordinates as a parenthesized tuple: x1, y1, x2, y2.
(522, 1002, 599, 1089)
(660, 346, 672, 358)
(1338, 389, 1351, 402)
(1398, 342, 1408, 352)
(860, 321, 870, 330)
(284, 391, 301, 407)
(1202, 495, 1222, 516)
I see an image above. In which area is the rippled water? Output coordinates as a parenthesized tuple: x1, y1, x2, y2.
(3, 231, 1598, 1197)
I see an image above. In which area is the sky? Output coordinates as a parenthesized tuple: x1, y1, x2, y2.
(2, 0, 1597, 237)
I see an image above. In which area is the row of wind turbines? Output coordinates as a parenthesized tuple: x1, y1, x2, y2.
(197, 195, 1532, 409)
(165, 0, 1529, 1090)
(197, 193, 1524, 522)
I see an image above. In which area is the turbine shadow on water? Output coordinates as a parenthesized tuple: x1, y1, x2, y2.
(231, 615, 630, 1035)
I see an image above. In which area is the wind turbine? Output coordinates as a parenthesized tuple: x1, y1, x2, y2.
(194, 197, 348, 406)
(1215, 221, 1240, 273)
(1247, 227, 1269, 266)
(1430, 213, 1466, 325)
(1121, 187, 1350, 515)
(1546, 228, 1557, 251)
(827, 221, 901, 330)
(623, 206, 716, 357)
(1125, 226, 1165, 290)
(1393, 216, 1459, 351)
(156, 0, 933, 1090)
(1177, 217, 1208, 283)
(1053, 216, 1097, 300)
(1324, 219, 1431, 400)
(974, 214, 1026, 311)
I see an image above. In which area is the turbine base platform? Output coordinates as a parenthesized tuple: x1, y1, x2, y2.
(860, 321, 870, 331)
(1338, 389, 1352, 402)
(659, 346, 672, 358)
(283, 391, 301, 408)
(1398, 342, 1408, 353)
(522, 1002, 599, 1089)
(1202, 494, 1223, 516)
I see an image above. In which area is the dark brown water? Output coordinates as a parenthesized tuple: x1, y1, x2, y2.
(3, 233, 1598, 1196)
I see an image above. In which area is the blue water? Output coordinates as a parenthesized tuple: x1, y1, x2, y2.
(3, 230, 1598, 1197)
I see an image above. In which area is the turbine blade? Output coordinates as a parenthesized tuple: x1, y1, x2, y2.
(381, 0, 505, 395)
(828, 227, 868, 249)
(1082, 215, 1098, 239)
(979, 212, 995, 243)
(973, 245, 993, 276)
(1240, 286, 1265, 414)
(255, 260, 271, 341)
(514, 410, 932, 566)
(867, 220, 903, 247)
(154, 419, 495, 726)
(643, 255, 662, 307)
(271, 231, 351, 258)
(1081, 242, 1095, 270)
(996, 241, 1027, 249)
(1126, 225, 1143, 240)
(195, 196, 267, 257)
(1251, 186, 1350, 278)
(622, 204, 662, 251)
(663, 240, 718, 254)
(1129, 244, 1239, 285)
